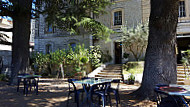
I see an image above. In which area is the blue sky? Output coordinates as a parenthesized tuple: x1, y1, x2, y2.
(1, 0, 36, 21)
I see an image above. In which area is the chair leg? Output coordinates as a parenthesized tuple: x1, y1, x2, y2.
(36, 80, 39, 95)
(102, 96, 106, 107)
(17, 79, 20, 92)
(76, 93, 80, 107)
(108, 94, 112, 107)
(67, 92, 71, 107)
(117, 92, 120, 104)
(114, 92, 119, 107)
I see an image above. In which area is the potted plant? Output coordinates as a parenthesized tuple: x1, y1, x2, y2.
(181, 50, 190, 85)
(128, 73, 135, 85)
(123, 52, 129, 59)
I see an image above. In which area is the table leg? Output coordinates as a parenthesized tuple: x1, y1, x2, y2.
(17, 78, 20, 92)
(36, 79, 39, 95)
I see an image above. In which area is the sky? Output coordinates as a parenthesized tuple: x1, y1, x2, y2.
(1, 0, 36, 21)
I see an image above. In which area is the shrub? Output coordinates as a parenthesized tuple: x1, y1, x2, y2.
(31, 44, 102, 78)
(123, 61, 144, 74)
(0, 74, 7, 81)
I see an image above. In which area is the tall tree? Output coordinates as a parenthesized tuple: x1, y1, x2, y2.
(0, 0, 112, 84)
(0, 0, 33, 84)
(134, 0, 179, 99)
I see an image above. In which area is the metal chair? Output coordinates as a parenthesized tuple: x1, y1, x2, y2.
(154, 84, 188, 107)
(108, 79, 120, 107)
(67, 79, 84, 107)
(90, 82, 112, 107)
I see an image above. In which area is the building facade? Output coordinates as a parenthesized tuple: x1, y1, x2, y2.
(34, 0, 190, 64)
(0, 17, 35, 74)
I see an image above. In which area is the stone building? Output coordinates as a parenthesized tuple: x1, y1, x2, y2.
(34, 0, 190, 64)
(0, 17, 35, 74)
(34, 0, 143, 64)
(0, 17, 12, 73)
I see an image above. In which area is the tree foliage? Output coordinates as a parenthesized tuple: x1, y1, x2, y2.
(121, 21, 149, 61)
(39, 0, 113, 39)
(0, 0, 113, 84)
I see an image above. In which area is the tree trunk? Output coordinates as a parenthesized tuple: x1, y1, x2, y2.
(10, 0, 32, 84)
(134, 0, 179, 99)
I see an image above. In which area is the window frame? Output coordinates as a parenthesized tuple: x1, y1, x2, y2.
(111, 8, 124, 29)
(179, 0, 186, 17)
(44, 23, 56, 34)
(178, 0, 190, 21)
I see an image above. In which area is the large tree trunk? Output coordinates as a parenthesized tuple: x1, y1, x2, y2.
(134, 0, 179, 99)
(10, 0, 32, 84)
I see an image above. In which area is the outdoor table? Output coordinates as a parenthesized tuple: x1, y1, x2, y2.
(73, 78, 113, 106)
(17, 75, 41, 96)
(159, 84, 190, 107)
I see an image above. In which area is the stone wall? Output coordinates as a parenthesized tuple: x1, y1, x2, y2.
(34, 14, 92, 53)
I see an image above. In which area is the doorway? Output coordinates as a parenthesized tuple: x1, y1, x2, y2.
(115, 42, 122, 64)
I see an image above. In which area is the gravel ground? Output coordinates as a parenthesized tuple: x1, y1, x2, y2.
(0, 78, 157, 107)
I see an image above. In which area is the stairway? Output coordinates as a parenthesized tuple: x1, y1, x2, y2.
(95, 64, 123, 81)
(177, 65, 190, 85)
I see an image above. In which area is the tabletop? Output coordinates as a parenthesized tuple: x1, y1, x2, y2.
(160, 84, 190, 96)
(73, 78, 113, 85)
(18, 75, 42, 79)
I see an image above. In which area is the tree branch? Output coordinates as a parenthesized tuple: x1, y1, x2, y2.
(0, 28, 13, 32)
(0, 7, 13, 16)
(0, 40, 12, 45)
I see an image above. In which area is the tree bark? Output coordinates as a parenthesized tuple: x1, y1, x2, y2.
(9, 0, 32, 84)
(134, 0, 179, 99)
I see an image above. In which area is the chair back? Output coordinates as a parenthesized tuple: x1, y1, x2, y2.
(111, 79, 120, 90)
(90, 82, 111, 94)
(68, 79, 77, 92)
(154, 85, 185, 107)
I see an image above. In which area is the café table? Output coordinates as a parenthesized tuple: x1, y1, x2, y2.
(17, 74, 41, 96)
(158, 84, 190, 107)
(73, 78, 113, 106)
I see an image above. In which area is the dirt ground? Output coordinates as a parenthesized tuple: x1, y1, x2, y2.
(0, 78, 157, 107)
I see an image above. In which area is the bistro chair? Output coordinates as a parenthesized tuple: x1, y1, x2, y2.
(67, 79, 84, 107)
(90, 82, 112, 107)
(108, 79, 120, 107)
(154, 85, 187, 107)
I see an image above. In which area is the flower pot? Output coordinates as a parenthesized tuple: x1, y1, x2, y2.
(128, 80, 135, 85)
(184, 79, 190, 85)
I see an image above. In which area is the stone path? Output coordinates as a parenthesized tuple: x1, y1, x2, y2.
(0, 78, 156, 107)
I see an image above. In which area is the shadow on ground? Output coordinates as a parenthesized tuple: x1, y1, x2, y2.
(0, 79, 156, 107)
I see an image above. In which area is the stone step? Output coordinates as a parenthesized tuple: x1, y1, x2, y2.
(98, 72, 122, 75)
(101, 70, 122, 72)
(177, 71, 187, 74)
(95, 74, 122, 78)
(177, 74, 186, 78)
(177, 69, 190, 71)
(95, 77, 123, 80)
(177, 77, 186, 81)
(177, 81, 185, 85)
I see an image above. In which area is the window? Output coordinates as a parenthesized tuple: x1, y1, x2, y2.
(45, 23, 55, 33)
(70, 43, 76, 51)
(45, 44, 52, 54)
(114, 11, 122, 26)
(179, 1, 186, 17)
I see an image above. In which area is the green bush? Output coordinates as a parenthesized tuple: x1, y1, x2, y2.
(128, 74, 135, 81)
(0, 74, 6, 81)
(123, 61, 144, 74)
(31, 44, 102, 78)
